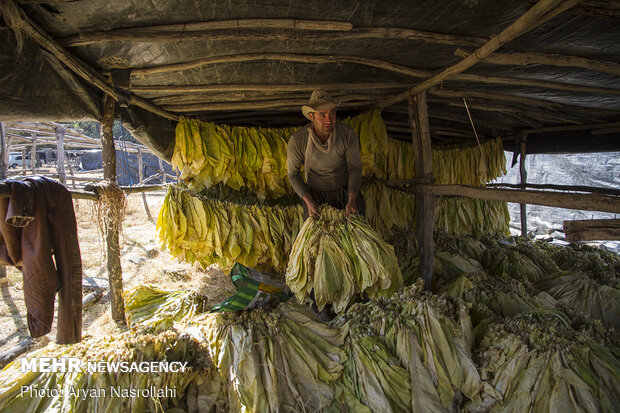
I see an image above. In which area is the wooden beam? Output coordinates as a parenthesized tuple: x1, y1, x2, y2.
(0, 122, 6, 277)
(60, 19, 353, 47)
(563, 219, 620, 242)
(128, 52, 620, 97)
(152, 92, 379, 106)
(4, 121, 101, 142)
(65, 152, 77, 189)
(487, 183, 620, 197)
(130, 82, 407, 94)
(0, 338, 35, 368)
(0, 182, 159, 201)
(519, 133, 528, 236)
(454, 48, 620, 77)
(0, 122, 8, 179)
(30, 133, 36, 173)
(122, 184, 166, 194)
(55, 126, 66, 185)
(379, 0, 582, 108)
(100, 96, 125, 324)
(137, 147, 153, 223)
(158, 159, 166, 184)
(409, 93, 435, 290)
(0, 0, 179, 121)
(59, 24, 485, 48)
(130, 52, 430, 77)
(163, 98, 374, 112)
(402, 184, 620, 214)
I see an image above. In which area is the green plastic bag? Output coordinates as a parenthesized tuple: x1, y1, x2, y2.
(211, 263, 292, 312)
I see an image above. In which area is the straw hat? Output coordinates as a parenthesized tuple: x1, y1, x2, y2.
(301, 90, 338, 120)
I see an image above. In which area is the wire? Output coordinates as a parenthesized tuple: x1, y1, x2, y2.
(463, 98, 482, 153)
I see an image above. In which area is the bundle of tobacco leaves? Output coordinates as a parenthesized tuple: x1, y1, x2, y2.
(332, 282, 482, 412)
(285, 205, 403, 313)
(157, 185, 303, 274)
(123, 283, 208, 331)
(185, 302, 347, 412)
(474, 312, 620, 412)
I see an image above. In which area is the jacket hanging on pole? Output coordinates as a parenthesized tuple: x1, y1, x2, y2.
(0, 176, 82, 344)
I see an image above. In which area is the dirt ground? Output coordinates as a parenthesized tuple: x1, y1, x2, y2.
(0, 191, 234, 356)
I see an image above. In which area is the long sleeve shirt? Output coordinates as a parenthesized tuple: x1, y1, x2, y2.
(286, 122, 362, 198)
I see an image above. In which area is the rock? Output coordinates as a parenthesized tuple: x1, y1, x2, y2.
(146, 248, 159, 258)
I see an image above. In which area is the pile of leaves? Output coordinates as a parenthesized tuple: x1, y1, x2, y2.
(398, 231, 620, 331)
(285, 205, 403, 313)
(123, 283, 208, 331)
(475, 312, 620, 412)
(333, 282, 483, 412)
(0, 330, 217, 413)
(188, 303, 347, 412)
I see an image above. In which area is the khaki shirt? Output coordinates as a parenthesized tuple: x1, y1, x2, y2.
(287, 122, 362, 198)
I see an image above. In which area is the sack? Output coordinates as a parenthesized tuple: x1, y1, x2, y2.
(211, 263, 292, 312)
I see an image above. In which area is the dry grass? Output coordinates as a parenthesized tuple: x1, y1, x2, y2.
(0, 191, 232, 355)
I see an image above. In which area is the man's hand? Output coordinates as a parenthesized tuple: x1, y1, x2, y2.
(302, 194, 319, 217)
(345, 192, 359, 218)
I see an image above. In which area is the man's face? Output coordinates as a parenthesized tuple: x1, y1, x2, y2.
(309, 108, 336, 139)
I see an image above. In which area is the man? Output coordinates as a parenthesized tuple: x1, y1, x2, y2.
(287, 91, 365, 220)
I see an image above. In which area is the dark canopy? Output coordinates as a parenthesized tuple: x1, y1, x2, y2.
(1, 0, 619, 158)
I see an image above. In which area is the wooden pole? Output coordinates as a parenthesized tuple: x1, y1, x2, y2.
(400, 184, 620, 214)
(126, 52, 620, 97)
(0, 122, 8, 179)
(454, 48, 620, 78)
(130, 82, 408, 94)
(65, 152, 76, 189)
(380, 0, 582, 108)
(0, 122, 6, 278)
(59, 22, 483, 48)
(30, 134, 37, 173)
(519, 133, 528, 237)
(487, 182, 620, 197)
(409, 94, 435, 290)
(19, 149, 25, 175)
(100, 96, 125, 324)
(563, 219, 620, 242)
(158, 158, 166, 184)
(137, 147, 153, 222)
(55, 126, 66, 185)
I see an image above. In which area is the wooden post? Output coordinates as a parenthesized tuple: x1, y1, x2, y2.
(0, 122, 6, 278)
(55, 126, 66, 185)
(101, 96, 125, 324)
(65, 152, 76, 189)
(30, 134, 37, 173)
(0, 122, 8, 179)
(137, 147, 153, 222)
(158, 158, 166, 184)
(519, 132, 528, 237)
(409, 93, 435, 290)
(20, 149, 26, 175)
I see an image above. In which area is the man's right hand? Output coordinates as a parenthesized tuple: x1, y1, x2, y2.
(302, 194, 319, 216)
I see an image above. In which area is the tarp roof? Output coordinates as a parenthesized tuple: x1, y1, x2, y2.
(1, 0, 619, 159)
